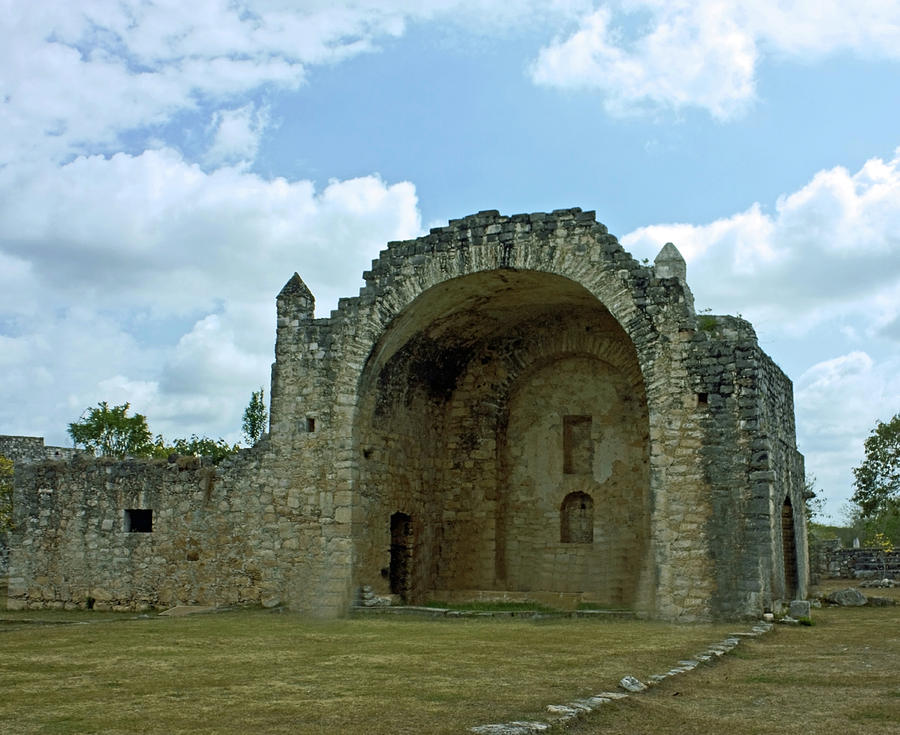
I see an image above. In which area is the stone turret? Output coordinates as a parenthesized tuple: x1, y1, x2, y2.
(654, 242, 687, 281)
(277, 272, 314, 325)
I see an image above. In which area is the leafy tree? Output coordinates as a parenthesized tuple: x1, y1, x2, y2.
(851, 413, 900, 545)
(171, 435, 239, 464)
(148, 434, 238, 464)
(803, 474, 830, 544)
(242, 387, 268, 445)
(0, 454, 13, 532)
(68, 402, 154, 457)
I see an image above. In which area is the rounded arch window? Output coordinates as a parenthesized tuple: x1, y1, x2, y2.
(561, 491, 594, 543)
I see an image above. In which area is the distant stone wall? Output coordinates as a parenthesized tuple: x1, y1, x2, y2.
(1, 436, 77, 578)
(0, 435, 76, 464)
(816, 546, 900, 579)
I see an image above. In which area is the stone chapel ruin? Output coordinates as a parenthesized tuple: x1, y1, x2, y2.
(7, 208, 808, 619)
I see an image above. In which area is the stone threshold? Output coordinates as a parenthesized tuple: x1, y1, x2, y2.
(349, 605, 636, 619)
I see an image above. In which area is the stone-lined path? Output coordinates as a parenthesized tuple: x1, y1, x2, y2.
(468, 622, 773, 734)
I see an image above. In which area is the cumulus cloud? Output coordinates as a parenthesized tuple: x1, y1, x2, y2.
(204, 104, 271, 167)
(2, 1, 401, 165)
(795, 351, 900, 519)
(531, 1, 900, 118)
(0, 149, 420, 314)
(532, 4, 757, 119)
(1, 1, 591, 167)
(0, 148, 422, 445)
(622, 150, 900, 334)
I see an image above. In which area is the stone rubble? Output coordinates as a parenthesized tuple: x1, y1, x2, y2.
(825, 588, 868, 607)
(859, 578, 896, 588)
(618, 675, 648, 693)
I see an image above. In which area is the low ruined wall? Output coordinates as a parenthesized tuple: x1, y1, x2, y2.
(0, 435, 76, 464)
(10, 456, 246, 610)
(815, 546, 900, 580)
(2, 435, 78, 579)
(7, 448, 351, 613)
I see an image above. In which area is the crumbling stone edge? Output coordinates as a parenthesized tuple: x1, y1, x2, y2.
(468, 621, 774, 734)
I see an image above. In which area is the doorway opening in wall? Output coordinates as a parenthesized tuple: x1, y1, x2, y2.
(782, 497, 798, 598)
(390, 512, 412, 602)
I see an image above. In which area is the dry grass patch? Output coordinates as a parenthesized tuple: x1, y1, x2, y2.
(1, 607, 734, 735)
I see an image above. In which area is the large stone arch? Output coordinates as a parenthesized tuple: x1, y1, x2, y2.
(265, 208, 805, 620)
(350, 265, 653, 610)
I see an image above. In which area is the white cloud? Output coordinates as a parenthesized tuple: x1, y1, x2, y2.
(532, 4, 757, 119)
(0, 148, 422, 446)
(1, 1, 589, 167)
(204, 104, 271, 167)
(622, 150, 900, 333)
(0, 149, 420, 314)
(795, 351, 900, 520)
(531, 1, 900, 118)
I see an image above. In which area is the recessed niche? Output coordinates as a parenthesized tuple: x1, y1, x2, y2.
(563, 415, 593, 475)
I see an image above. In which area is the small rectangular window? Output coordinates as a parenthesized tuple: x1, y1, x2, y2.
(306, 417, 316, 433)
(124, 509, 153, 533)
(697, 392, 709, 406)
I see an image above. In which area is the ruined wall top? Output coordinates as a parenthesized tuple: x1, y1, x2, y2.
(0, 435, 75, 464)
(277, 208, 698, 331)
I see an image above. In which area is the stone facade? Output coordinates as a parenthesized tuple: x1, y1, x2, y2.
(7, 208, 808, 619)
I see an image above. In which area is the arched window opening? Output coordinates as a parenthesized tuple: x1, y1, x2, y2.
(561, 492, 594, 543)
(781, 498, 798, 598)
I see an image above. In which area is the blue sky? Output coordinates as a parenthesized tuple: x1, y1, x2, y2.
(2, 1, 900, 521)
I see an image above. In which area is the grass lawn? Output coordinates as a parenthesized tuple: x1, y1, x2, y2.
(568, 582, 900, 735)
(1, 583, 897, 734)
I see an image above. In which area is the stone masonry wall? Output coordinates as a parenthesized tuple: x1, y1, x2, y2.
(816, 547, 900, 579)
(9, 208, 806, 620)
(7, 442, 354, 613)
(266, 208, 805, 619)
(1, 436, 77, 578)
(0, 435, 76, 464)
(684, 317, 807, 617)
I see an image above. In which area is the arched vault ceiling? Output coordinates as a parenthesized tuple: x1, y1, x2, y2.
(365, 270, 624, 380)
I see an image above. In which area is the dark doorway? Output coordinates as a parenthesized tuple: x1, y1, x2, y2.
(782, 498, 798, 598)
(389, 512, 412, 602)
